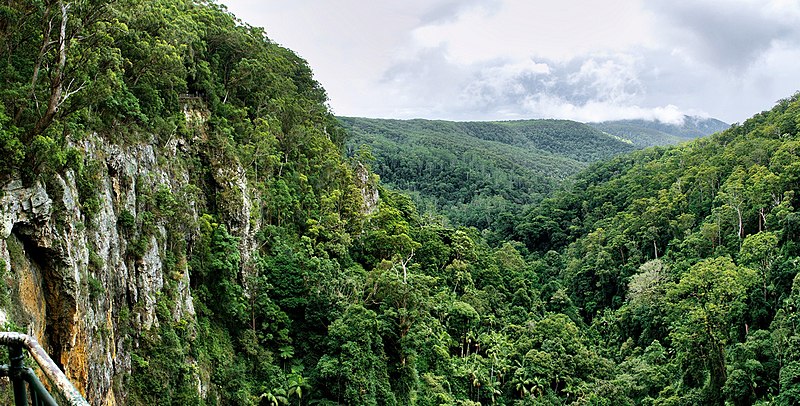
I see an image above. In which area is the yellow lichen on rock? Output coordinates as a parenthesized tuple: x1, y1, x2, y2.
(63, 318, 88, 397)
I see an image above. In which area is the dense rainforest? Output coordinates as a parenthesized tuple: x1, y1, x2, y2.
(0, 1, 799, 406)
(340, 116, 724, 242)
(588, 116, 729, 148)
(340, 117, 635, 238)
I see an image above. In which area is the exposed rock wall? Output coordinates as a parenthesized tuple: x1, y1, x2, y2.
(0, 127, 254, 404)
(0, 99, 380, 404)
(355, 163, 379, 215)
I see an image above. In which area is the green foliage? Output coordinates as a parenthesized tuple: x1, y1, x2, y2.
(0, 105, 23, 180)
(667, 257, 754, 402)
(118, 210, 136, 232)
(128, 316, 201, 405)
(340, 117, 635, 235)
(127, 235, 150, 260)
(500, 93, 800, 405)
(76, 159, 104, 220)
(316, 304, 396, 405)
(0, 259, 9, 307)
(3, 0, 799, 404)
(87, 275, 104, 301)
(589, 116, 729, 147)
(190, 222, 245, 323)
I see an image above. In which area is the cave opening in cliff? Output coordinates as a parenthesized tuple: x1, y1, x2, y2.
(9, 224, 76, 373)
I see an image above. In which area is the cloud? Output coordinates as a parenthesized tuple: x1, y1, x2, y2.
(411, 0, 654, 64)
(378, 48, 694, 123)
(458, 59, 551, 109)
(647, 0, 800, 70)
(522, 94, 688, 125)
(371, 0, 800, 123)
(376, 0, 695, 122)
(221, 0, 800, 124)
(418, 0, 501, 24)
(567, 56, 643, 105)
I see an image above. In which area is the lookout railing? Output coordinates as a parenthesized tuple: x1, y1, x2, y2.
(0, 332, 89, 406)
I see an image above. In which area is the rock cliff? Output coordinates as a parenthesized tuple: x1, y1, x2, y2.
(0, 107, 276, 404)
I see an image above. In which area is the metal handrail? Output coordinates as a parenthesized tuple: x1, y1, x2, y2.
(0, 332, 89, 405)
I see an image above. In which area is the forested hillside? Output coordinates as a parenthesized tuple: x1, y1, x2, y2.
(0, 0, 365, 404)
(332, 94, 800, 406)
(1, 0, 799, 405)
(340, 117, 635, 237)
(508, 94, 800, 404)
(340, 116, 726, 238)
(589, 116, 730, 147)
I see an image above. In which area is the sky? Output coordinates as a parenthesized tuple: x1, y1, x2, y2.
(219, 0, 800, 124)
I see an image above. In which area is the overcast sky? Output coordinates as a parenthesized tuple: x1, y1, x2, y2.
(219, 0, 800, 124)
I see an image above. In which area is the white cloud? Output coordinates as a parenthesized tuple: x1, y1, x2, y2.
(411, 0, 654, 64)
(458, 59, 551, 106)
(567, 56, 643, 104)
(522, 94, 688, 125)
(647, 0, 800, 70)
(220, 0, 800, 123)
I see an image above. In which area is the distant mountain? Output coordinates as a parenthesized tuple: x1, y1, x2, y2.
(339, 117, 635, 233)
(589, 116, 729, 147)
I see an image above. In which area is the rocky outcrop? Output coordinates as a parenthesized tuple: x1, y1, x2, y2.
(0, 127, 243, 404)
(0, 103, 376, 404)
(355, 163, 379, 215)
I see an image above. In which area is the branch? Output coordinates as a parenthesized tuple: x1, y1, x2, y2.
(28, 0, 70, 139)
(17, 3, 56, 124)
(59, 78, 86, 107)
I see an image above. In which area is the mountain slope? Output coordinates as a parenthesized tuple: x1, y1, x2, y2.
(340, 117, 636, 231)
(511, 93, 800, 404)
(0, 1, 364, 404)
(590, 116, 729, 147)
(3, 0, 799, 404)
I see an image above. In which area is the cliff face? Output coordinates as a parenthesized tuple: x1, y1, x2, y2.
(0, 1, 373, 403)
(0, 102, 378, 404)
(0, 110, 259, 404)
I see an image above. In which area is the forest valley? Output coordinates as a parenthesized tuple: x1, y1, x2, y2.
(1, 0, 800, 405)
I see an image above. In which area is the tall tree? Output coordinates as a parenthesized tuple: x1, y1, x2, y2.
(667, 257, 755, 403)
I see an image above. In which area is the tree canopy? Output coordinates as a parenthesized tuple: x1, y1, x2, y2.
(1, 0, 799, 405)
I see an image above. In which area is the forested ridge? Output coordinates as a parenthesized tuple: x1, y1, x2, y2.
(339, 116, 724, 241)
(589, 116, 730, 148)
(340, 117, 636, 240)
(1, 0, 800, 405)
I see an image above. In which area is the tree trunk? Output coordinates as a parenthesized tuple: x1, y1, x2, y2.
(736, 206, 743, 239)
(17, 2, 55, 126)
(29, 1, 69, 140)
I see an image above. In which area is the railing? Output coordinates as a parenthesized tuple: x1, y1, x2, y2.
(0, 332, 89, 406)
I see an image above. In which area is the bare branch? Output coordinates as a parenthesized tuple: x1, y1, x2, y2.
(59, 78, 86, 107)
(17, 2, 55, 124)
(29, 0, 70, 139)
